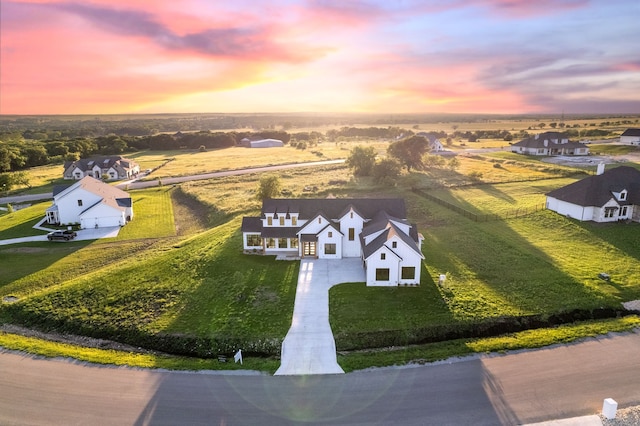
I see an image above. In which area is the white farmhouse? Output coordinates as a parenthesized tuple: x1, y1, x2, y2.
(46, 176, 133, 228)
(64, 156, 140, 180)
(546, 164, 640, 222)
(242, 198, 424, 286)
(511, 132, 589, 156)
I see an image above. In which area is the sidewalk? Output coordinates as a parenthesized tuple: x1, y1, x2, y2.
(275, 258, 364, 375)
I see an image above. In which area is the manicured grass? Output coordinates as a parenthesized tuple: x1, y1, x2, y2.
(0, 331, 279, 373)
(1, 219, 299, 355)
(0, 202, 50, 238)
(113, 187, 176, 240)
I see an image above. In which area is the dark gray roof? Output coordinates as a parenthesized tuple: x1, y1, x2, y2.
(621, 128, 640, 137)
(546, 166, 640, 207)
(261, 198, 407, 221)
(362, 222, 423, 259)
(261, 227, 299, 238)
(116, 198, 132, 208)
(361, 210, 410, 239)
(512, 132, 580, 149)
(241, 217, 263, 233)
(64, 156, 138, 172)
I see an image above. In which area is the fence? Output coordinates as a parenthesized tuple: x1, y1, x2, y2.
(413, 188, 545, 222)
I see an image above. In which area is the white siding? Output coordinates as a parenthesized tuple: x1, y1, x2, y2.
(56, 187, 103, 225)
(338, 209, 365, 257)
(79, 203, 125, 229)
(317, 227, 342, 259)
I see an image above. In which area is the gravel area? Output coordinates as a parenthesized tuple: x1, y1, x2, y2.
(601, 405, 640, 425)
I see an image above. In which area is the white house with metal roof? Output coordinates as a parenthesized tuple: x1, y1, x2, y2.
(46, 176, 133, 229)
(242, 198, 424, 286)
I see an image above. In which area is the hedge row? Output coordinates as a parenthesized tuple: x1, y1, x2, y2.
(333, 307, 629, 351)
(1, 305, 628, 358)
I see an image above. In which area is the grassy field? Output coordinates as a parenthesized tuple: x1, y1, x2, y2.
(2, 147, 640, 371)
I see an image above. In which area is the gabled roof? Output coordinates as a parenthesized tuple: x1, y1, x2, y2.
(362, 222, 423, 260)
(64, 156, 138, 172)
(361, 210, 410, 239)
(621, 128, 640, 137)
(241, 217, 263, 233)
(261, 198, 407, 221)
(55, 176, 131, 202)
(512, 132, 573, 148)
(546, 166, 640, 207)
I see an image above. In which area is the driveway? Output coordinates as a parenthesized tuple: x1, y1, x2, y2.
(275, 258, 365, 376)
(0, 227, 121, 246)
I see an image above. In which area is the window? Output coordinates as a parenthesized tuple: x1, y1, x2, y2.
(324, 243, 336, 255)
(318, 217, 322, 223)
(328, 231, 332, 238)
(266, 238, 276, 248)
(292, 216, 297, 226)
(621, 206, 628, 217)
(291, 238, 299, 248)
(348, 228, 355, 241)
(381, 253, 386, 260)
(350, 212, 353, 218)
(279, 216, 285, 226)
(77, 199, 83, 206)
(267, 217, 273, 226)
(246, 234, 262, 247)
(401, 267, 415, 280)
(376, 268, 390, 281)
(392, 241, 397, 248)
(620, 191, 627, 201)
(278, 238, 288, 248)
(604, 207, 616, 218)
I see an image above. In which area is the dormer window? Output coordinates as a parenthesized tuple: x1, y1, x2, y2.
(279, 216, 285, 226)
(292, 216, 297, 226)
(620, 191, 627, 201)
(267, 216, 273, 226)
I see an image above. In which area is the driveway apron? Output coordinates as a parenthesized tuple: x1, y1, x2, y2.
(275, 258, 365, 375)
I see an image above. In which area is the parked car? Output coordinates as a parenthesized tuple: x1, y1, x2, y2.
(47, 230, 77, 241)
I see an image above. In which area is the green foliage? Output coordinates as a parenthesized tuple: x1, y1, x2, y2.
(372, 158, 401, 184)
(388, 135, 430, 171)
(346, 145, 377, 176)
(256, 174, 281, 200)
(0, 171, 30, 191)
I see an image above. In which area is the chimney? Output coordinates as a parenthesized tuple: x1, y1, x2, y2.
(597, 163, 605, 175)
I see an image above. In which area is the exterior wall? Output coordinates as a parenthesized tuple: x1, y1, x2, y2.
(317, 227, 342, 259)
(388, 236, 422, 285)
(593, 199, 623, 223)
(546, 197, 589, 220)
(79, 203, 125, 229)
(620, 135, 640, 145)
(366, 246, 401, 287)
(56, 187, 103, 225)
(338, 210, 365, 257)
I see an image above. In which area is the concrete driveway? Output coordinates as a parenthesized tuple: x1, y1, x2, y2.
(0, 227, 121, 246)
(275, 258, 365, 376)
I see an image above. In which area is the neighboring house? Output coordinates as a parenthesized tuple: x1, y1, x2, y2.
(239, 138, 284, 148)
(511, 132, 589, 156)
(416, 132, 445, 152)
(241, 198, 424, 286)
(46, 176, 133, 228)
(620, 129, 640, 145)
(64, 156, 140, 180)
(546, 164, 640, 222)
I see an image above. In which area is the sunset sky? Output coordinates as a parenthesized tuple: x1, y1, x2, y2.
(1, 0, 639, 115)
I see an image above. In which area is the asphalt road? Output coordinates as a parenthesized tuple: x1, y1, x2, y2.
(2, 331, 640, 425)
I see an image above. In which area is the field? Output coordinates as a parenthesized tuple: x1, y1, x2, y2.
(1, 132, 640, 370)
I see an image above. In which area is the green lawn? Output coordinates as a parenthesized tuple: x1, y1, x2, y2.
(0, 202, 50, 238)
(114, 187, 176, 240)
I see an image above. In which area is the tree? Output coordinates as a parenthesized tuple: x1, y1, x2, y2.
(372, 158, 401, 184)
(256, 175, 281, 200)
(346, 145, 377, 176)
(447, 157, 460, 171)
(387, 135, 430, 171)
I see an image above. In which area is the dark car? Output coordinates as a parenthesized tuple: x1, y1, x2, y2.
(47, 230, 77, 241)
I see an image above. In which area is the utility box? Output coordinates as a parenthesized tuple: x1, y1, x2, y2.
(439, 274, 446, 285)
(602, 398, 617, 419)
